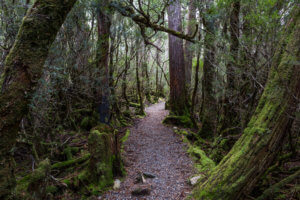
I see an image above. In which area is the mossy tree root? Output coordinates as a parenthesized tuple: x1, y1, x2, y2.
(256, 169, 300, 200)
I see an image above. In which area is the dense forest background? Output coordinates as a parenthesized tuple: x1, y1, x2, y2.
(0, 0, 299, 199)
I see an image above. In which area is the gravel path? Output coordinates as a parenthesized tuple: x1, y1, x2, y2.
(101, 102, 195, 200)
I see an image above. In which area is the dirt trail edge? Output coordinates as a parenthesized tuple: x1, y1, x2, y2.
(101, 102, 195, 200)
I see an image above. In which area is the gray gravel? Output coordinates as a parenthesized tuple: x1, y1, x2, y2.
(101, 102, 195, 200)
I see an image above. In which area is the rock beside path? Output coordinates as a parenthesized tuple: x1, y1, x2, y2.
(131, 185, 151, 196)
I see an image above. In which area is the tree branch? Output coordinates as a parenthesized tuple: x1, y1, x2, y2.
(110, 1, 197, 43)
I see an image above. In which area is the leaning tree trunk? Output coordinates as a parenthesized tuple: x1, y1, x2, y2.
(0, 0, 77, 198)
(96, 0, 111, 124)
(195, 9, 300, 200)
(168, 0, 187, 115)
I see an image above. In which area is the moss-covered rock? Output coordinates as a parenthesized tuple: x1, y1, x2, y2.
(163, 115, 194, 128)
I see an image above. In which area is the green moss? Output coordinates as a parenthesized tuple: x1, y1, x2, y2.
(136, 113, 146, 118)
(179, 130, 189, 136)
(257, 169, 300, 200)
(87, 126, 116, 192)
(45, 185, 58, 194)
(29, 159, 50, 184)
(121, 129, 130, 143)
(0, 0, 78, 197)
(80, 117, 90, 128)
(176, 128, 215, 177)
(119, 117, 131, 126)
(129, 102, 140, 108)
(16, 175, 31, 194)
(193, 16, 300, 198)
(123, 109, 132, 119)
(62, 179, 71, 186)
(91, 123, 113, 133)
(51, 154, 90, 170)
(80, 115, 98, 130)
(163, 115, 194, 128)
(188, 146, 216, 173)
(63, 147, 73, 160)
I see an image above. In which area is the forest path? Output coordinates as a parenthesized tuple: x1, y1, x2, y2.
(101, 102, 195, 200)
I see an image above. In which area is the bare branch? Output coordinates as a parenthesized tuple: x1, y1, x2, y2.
(110, 1, 197, 43)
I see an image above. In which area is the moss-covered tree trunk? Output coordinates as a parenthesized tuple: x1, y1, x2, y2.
(0, 0, 77, 198)
(168, 0, 187, 115)
(195, 9, 300, 200)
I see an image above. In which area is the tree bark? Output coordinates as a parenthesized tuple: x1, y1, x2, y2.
(122, 35, 130, 107)
(184, 0, 197, 90)
(143, 61, 151, 102)
(191, 47, 201, 118)
(0, 0, 77, 198)
(96, 0, 111, 124)
(135, 42, 145, 115)
(221, 0, 241, 135)
(168, 0, 187, 115)
(155, 50, 159, 99)
(195, 9, 300, 199)
(199, 4, 218, 137)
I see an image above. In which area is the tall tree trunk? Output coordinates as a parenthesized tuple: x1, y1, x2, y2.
(191, 26, 202, 119)
(184, 0, 197, 91)
(96, 0, 111, 124)
(221, 0, 241, 135)
(109, 30, 121, 118)
(122, 36, 130, 107)
(191, 47, 201, 118)
(135, 43, 145, 115)
(143, 61, 151, 103)
(0, 0, 77, 198)
(195, 10, 300, 199)
(155, 51, 159, 98)
(199, 4, 217, 137)
(168, 0, 187, 115)
(239, 3, 257, 130)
